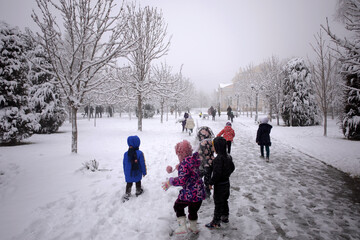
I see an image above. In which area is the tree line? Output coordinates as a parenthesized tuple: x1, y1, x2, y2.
(232, 0, 360, 140)
(0, 0, 195, 153)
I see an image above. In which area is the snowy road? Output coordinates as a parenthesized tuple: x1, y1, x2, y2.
(2, 115, 359, 240)
(197, 119, 360, 240)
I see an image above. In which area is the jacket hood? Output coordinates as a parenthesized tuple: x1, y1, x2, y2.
(213, 136, 227, 155)
(175, 140, 193, 161)
(127, 135, 141, 148)
(224, 126, 233, 131)
(261, 117, 269, 123)
(260, 123, 272, 130)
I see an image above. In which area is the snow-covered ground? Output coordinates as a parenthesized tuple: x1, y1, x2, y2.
(0, 113, 359, 240)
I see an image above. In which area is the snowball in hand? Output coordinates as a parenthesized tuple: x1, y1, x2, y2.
(166, 165, 173, 173)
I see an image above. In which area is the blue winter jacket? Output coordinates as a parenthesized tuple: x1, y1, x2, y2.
(123, 136, 147, 183)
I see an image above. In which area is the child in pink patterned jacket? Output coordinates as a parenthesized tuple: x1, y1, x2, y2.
(162, 140, 206, 235)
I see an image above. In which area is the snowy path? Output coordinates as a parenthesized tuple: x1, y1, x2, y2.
(1, 115, 360, 240)
(197, 118, 360, 240)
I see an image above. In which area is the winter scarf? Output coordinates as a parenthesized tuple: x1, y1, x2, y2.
(128, 147, 140, 176)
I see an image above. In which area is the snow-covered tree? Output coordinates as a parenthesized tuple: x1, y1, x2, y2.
(26, 39, 67, 134)
(176, 77, 195, 115)
(126, 4, 171, 131)
(310, 29, 339, 136)
(281, 58, 320, 126)
(0, 22, 40, 144)
(152, 63, 184, 123)
(258, 56, 284, 125)
(32, 0, 136, 152)
(322, 0, 360, 140)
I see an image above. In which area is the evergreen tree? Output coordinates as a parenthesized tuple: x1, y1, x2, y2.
(281, 58, 320, 126)
(26, 40, 67, 134)
(341, 54, 360, 139)
(0, 22, 39, 144)
(322, 0, 360, 140)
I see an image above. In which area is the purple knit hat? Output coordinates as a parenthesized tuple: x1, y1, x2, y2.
(226, 122, 232, 126)
(175, 140, 193, 161)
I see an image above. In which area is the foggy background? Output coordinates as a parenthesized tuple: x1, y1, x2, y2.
(0, 0, 351, 92)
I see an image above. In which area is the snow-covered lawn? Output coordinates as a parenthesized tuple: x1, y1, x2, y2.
(0, 113, 359, 240)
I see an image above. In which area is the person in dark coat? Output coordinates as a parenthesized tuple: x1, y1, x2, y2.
(256, 117, 272, 162)
(123, 135, 147, 201)
(226, 106, 232, 120)
(205, 137, 235, 229)
(229, 112, 234, 123)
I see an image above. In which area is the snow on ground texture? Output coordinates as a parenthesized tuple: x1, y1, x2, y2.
(0, 113, 359, 240)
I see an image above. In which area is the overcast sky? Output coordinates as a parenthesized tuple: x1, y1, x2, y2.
(0, 0, 350, 92)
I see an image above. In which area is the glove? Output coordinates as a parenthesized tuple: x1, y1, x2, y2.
(162, 178, 172, 191)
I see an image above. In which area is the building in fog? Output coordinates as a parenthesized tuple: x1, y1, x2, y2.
(217, 83, 235, 112)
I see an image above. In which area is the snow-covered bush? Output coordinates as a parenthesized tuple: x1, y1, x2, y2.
(136, 104, 155, 118)
(82, 159, 99, 172)
(0, 21, 39, 144)
(281, 58, 320, 126)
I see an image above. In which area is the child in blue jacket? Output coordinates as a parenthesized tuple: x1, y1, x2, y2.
(123, 135, 147, 201)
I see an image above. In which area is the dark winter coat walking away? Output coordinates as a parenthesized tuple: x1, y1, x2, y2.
(206, 137, 235, 229)
(256, 117, 272, 161)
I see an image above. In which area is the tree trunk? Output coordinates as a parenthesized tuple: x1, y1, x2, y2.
(71, 106, 78, 153)
(175, 103, 178, 119)
(137, 94, 143, 131)
(68, 105, 72, 123)
(324, 110, 327, 136)
(87, 104, 90, 121)
(166, 104, 169, 121)
(94, 109, 97, 127)
(160, 99, 164, 123)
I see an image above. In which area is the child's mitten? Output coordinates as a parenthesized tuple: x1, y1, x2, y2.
(162, 178, 173, 191)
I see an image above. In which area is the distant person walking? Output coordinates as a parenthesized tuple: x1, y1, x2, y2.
(256, 117, 272, 162)
(217, 122, 235, 154)
(227, 106, 232, 120)
(185, 114, 195, 135)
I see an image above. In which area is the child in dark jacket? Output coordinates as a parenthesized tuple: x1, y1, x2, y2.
(123, 135, 147, 201)
(205, 137, 235, 229)
(256, 117, 272, 162)
(162, 140, 206, 235)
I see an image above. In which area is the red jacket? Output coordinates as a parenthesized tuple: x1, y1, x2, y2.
(217, 126, 235, 142)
